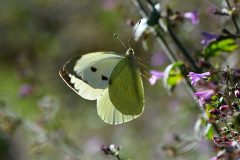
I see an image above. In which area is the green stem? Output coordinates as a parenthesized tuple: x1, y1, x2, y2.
(0, 106, 83, 159)
(155, 27, 178, 62)
(133, 0, 149, 18)
(116, 155, 122, 160)
(166, 24, 201, 72)
(224, 121, 230, 131)
(146, 0, 155, 7)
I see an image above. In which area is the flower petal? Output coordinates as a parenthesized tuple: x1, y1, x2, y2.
(183, 11, 199, 25)
(149, 70, 164, 85)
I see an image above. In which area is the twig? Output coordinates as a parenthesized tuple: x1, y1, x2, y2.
(132, 0, 148, 18)
(0, 106, 83, 160)
(166, 24, 201, 72)
(225, 0, 240, 34)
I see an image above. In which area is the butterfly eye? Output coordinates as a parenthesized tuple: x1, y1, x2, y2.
(129, 49, 134, 54)
(127, 49, 134, 55)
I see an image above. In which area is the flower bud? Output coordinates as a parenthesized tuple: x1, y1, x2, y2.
(213, 136, 222, 145)
(221, 136, 229, 142)
(209, 109, 221, 115)
(221, 113, 227, 118)
(219, 105, 229, 111)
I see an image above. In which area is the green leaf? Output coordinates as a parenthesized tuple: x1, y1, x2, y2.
(204, 123, 214, 140)
(203, 38, 237, 59)
(163, 62, 184, 92)
(194, 117, 214, 140)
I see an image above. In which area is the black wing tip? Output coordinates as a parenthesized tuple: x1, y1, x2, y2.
(59, 67, 76, 89)
(59, 67, 65, 76)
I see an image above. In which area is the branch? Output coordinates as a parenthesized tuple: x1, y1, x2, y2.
(0, 105, 83, 160)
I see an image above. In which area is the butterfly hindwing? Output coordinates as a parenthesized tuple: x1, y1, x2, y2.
(59, 52, 123, 100)
(108, 54, 145, 115)
(97, 89, 139, 125)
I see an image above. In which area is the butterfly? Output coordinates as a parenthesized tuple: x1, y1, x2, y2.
(59, 48, 145, 125)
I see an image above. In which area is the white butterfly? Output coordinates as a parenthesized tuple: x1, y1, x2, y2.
(59, 49, 145, 125)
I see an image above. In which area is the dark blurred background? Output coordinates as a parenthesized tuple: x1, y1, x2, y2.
(0, 0, 230, 159)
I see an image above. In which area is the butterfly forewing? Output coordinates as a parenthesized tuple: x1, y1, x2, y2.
(73, 52, 123, 89)
(108, 54, 145, 115)
(59, 52, 123, 100)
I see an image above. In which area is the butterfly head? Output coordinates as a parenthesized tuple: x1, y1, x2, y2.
(126, 48, 134, 55)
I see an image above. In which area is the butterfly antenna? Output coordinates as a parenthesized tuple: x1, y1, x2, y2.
(137, 60, 149, 69)
(137, 57, 151, 65)
(141, 71, 151, 80)
(128, 20, 141, 48)
(143, 70, 151, 78)
(113, 33, 128, 50)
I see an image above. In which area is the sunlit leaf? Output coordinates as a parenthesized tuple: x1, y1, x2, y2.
(194, 117, 214, 140)
(205, 104, 217, 119)
(203, 38, 237, 59)
(204, 123, 214, 140)
(163, 62, 184, 92)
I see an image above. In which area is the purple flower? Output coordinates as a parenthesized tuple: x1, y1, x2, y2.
(201, 32, 219, 45)
(188, 71, 211, 85)
(19, 83, 33, 97)
(211, 156, 219, 160)
(83, 137, 103, 155)
(151, 53, 166, 66)
(102, 0, 118, 11)
(194, 90, 215, 106)
(149, 70, 164, 85)
(183, 11, 199, 25)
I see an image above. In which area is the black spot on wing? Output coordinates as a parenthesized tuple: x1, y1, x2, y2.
(101, 75, 109, 81)
(91, 67, 97, 72)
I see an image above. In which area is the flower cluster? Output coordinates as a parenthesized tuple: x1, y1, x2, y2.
(189, 70, 240, 159)
(188, 71, 216, 106)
